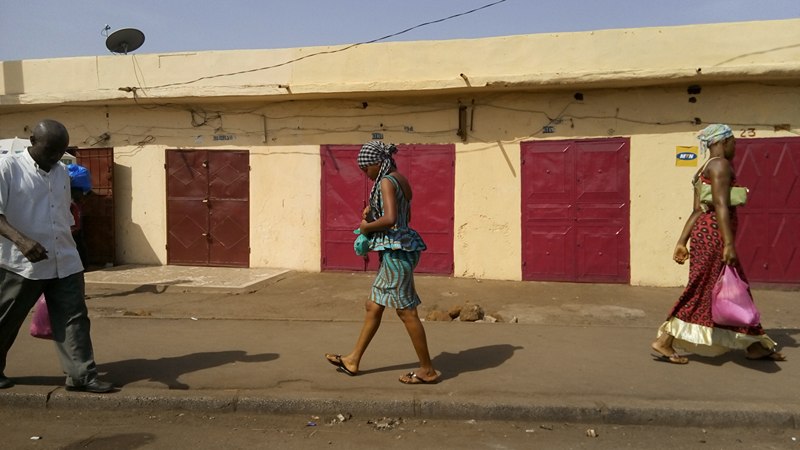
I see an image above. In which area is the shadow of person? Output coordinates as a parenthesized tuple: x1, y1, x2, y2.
(432, 344, 523, 381)
(97, 351, 279, 390)
(768, 328, 800, 350)
(678, 329, 794, 373)
(355, 344, 523, 380)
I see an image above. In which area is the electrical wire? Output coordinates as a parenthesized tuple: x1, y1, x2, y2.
(143, 0, 509, 90)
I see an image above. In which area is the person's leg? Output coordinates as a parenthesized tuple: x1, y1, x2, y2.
(651, 328, 688, 364)
(327, 300, 385, 374)
(396, 307, 438, 382)
(0, 269, 44, 384)
(43, 272, 100, 387)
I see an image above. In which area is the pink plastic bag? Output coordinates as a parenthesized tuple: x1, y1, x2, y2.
(29, 295, 53, 340)
(711, 266, 761, 327)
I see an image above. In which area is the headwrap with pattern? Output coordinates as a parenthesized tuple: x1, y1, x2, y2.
(697, 124, 733, 156)
(357, 141, 398, 218)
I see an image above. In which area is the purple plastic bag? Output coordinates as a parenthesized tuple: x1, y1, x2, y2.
(711, 266, 761, 327)
(30, 295, 53, 340)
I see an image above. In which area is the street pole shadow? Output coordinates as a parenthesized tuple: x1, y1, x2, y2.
(96, 351, 279, 390)
(87, 280, 193, 298)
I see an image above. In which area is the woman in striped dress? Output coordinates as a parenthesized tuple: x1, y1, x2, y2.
(325, 141, 439, 384)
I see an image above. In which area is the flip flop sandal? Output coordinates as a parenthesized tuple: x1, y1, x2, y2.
(399, 372, 440, 385)
(746, 350, 786, 361)
(651, 352, 689, 365)
(324, 353, 357, 376)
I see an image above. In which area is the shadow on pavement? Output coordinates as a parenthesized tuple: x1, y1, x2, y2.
(62, 433, 156, 450)
(12, 375, 65, 386)
(677, 329, 799, 373)
(354, 344, 523, 380)
(98, 351, 279, 389)
(433, 344, 523, 381)
(88, 280, 192, 298)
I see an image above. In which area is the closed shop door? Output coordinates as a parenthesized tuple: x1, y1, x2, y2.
(522, 138, 630, 283)
(735, 137, 800, 283)
(321, 144, 454, 274)
(166, 150, 250, 267)
(75, 148, 114, 268)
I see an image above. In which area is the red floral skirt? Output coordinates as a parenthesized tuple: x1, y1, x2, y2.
(661, 211, 775, 355)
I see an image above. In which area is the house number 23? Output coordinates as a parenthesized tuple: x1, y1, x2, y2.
(740, 128, 756, 137)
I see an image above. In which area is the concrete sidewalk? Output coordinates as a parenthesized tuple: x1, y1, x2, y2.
(2, 268, 799, 427)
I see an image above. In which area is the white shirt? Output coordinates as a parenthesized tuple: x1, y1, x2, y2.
(0, 151, 83, 279)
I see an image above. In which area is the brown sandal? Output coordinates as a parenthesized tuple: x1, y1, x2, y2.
(399, 372, 440, 384)
(651, 352, 689, 365)
(746, 350, 786, 361)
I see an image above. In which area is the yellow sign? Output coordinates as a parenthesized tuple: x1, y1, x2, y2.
(675, 146, 698, 167)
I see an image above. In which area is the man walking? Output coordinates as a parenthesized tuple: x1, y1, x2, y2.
(0, 119, 114, 393)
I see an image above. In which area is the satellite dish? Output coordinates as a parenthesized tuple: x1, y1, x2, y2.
(105, 28, 145, 54)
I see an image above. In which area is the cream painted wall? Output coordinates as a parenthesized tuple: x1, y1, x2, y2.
(1, 20, 799, 286)
(2, 20, 799, 105)
(114, 145, 167, 264)
(250, 145, 321, 271)
(629, 133, 694, 287)
(454, 142, 521, 280)
(2, 84, 798, 284)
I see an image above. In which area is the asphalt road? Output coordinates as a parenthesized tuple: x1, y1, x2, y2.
(1, 407, 797, 450)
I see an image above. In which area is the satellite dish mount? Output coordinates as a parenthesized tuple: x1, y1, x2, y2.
(105, 28, 145, 54)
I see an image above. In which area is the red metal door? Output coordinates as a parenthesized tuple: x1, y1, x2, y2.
(166, 150, 250, 267)
(735, 137, 800, 283)
(522, 138, 630, 283)
(75, 148, 114, 268)
(320, 144, 455, 274)
(395, 145, 455, 274)
(208, 151, 250, 267)
(321, 146, 367, 271)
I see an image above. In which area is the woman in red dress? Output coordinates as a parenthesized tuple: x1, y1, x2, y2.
(651, 124, 785, 364)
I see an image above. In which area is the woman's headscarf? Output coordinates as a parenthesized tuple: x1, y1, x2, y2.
(357, 141, 398, 217)
(697, 124, 733, 156)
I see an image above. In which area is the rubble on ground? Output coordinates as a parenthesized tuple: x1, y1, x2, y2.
(423, 302, 510, 323)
